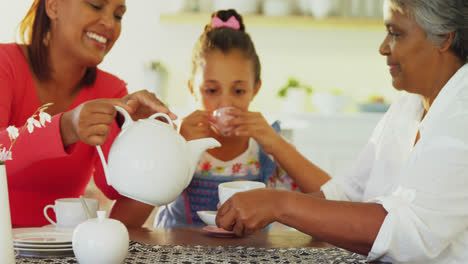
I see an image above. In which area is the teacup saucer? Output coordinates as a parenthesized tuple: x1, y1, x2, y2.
(202, 226, 235, 237)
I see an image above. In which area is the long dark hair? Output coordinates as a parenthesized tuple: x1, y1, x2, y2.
(19, 0, 97, 86)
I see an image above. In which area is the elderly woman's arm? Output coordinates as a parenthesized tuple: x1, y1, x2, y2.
(217, 132, 468, 262)
(216, 189, 387, 254)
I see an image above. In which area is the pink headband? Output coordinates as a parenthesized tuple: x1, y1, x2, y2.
(211, 16, 240, 30)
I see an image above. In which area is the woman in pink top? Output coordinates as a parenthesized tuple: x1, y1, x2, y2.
(0, 0, 176, 227)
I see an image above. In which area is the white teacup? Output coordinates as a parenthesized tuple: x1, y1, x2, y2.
(218, 181, 266, 206)
(43, 198, 99, 228)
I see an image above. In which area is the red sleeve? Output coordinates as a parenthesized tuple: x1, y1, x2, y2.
(0, 44, 72, 174)
(0, 44, 14, 127)
(91, 71, 128, 200)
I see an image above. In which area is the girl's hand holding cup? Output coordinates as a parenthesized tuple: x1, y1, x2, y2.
(179, 110, 213, 141)
(223, 108, 283, 154)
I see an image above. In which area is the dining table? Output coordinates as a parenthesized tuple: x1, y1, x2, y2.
(15, 227, 376, 264)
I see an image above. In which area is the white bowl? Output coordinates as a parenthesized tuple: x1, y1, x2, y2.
(197, 211, 217, 226)
(358, 103, 390, 112)
(311, 92, 349, 114)
(263, 0, 293, 16)
(309, 0, 332, 19)
(214, 0, 260, 14)
(218, 181, 266, 205)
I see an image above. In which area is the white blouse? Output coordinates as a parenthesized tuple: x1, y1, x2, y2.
(322, 64, 468, 264)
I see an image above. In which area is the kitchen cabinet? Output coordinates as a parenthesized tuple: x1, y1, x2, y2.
(159, 13, 383, 31)
(265, 111, 383, 177)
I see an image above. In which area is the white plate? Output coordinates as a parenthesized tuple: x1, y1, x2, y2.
(14, 242, 72, 249)
(13, 227, 73, 245)
(15, 247, 72, 252)
(197, 210, 217, 226)
(15, 247, 74, 258)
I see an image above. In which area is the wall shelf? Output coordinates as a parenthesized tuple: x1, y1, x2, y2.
(159, 13, 384, 31)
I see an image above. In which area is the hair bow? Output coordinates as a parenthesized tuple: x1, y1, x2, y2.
(211, 16, 240, 30)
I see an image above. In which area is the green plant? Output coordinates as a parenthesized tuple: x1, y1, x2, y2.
(148, 61, 168, 73)
(277, 78, 313, 98)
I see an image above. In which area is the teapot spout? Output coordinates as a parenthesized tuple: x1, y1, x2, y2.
(187, 138, 221, 180)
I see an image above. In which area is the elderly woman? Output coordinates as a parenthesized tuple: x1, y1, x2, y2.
(216, 0, 468, 263)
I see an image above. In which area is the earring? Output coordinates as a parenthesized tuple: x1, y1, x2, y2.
(43, 31, 51, 46)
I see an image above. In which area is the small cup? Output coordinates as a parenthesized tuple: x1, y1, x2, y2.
(211, 107, 236, 136)
(218, 181, 266, 206)
(43, 198, 99, 228)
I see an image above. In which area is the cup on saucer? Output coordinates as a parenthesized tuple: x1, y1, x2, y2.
(43, 198, 98, 228)
(197, 211, 217, 226)
(218, 181, 266, 206)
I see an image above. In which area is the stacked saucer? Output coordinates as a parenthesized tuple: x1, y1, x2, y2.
(13, 227, 74, 257)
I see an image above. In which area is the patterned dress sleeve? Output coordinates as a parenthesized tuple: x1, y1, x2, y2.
(266, 164, 298, 191)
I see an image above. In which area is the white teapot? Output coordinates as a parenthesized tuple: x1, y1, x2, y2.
(96, 106, 221, 206)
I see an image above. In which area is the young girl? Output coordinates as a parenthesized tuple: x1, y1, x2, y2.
(153, 9, 329, 228)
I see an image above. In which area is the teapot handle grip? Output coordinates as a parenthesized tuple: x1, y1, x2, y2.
(114, 106, 134, 130)
(148, 113, 174, 128)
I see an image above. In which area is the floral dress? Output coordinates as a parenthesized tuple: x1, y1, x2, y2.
(154, 122, 297, 228)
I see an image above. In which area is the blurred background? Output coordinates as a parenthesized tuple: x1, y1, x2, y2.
(1, 0, 396, 112)
(1, 0, 401, 225)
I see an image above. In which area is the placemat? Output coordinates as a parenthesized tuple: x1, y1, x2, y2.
(16, 241, 367, 264)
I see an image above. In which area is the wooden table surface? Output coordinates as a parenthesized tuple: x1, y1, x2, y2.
(129, 228, 388, 263)
(129, 227, 333, 248)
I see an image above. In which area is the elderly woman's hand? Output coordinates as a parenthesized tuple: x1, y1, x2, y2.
(215, 189, 282, 236)
(123, 90, 177, 121)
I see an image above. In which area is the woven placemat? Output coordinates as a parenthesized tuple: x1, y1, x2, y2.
(16, 241, 367, 264)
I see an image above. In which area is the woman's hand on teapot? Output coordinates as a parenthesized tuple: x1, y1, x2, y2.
(179, 110, 212, 141)
(122, 90, 177, 121)
(61, 99, 133, 147)
(226, 109, 282, 154)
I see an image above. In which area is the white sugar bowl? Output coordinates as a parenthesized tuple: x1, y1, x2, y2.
(72, 211, 129, 264)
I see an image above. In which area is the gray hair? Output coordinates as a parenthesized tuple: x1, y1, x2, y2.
(390, 0, 468, 63)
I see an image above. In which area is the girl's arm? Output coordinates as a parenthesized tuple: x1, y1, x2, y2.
(228, 109, 331, 193)
(267, 135, 331, 193)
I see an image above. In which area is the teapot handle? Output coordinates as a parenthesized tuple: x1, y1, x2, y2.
(148, 113, 174, 128)
(94, 106, 133, 187)
(114, 106, 134, 130)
